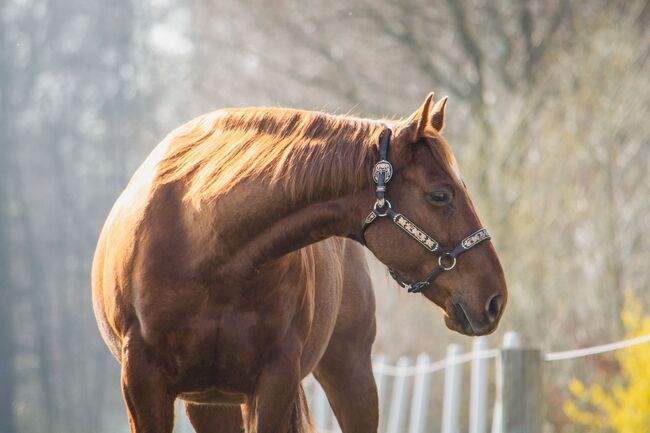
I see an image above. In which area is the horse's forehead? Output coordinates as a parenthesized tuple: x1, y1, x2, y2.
(450, 162, 463, 183)
(427, 134, 464, 184)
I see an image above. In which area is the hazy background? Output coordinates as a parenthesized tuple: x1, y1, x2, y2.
(1, 0, 649, 432)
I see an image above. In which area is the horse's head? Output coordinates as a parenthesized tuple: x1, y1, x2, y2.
(364, 94, 507, 336)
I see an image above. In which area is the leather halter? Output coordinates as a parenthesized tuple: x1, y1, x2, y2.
(361, 128, 492, 293)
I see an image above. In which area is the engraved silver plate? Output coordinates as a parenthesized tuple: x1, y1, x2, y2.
(393, 214, 439, 252)
(364, 212, 377, 225)
(373, 160, 393, 184)
(461, 229, 491, 249)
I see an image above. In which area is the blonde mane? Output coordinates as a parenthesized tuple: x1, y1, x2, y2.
(156, 107, 385, 205)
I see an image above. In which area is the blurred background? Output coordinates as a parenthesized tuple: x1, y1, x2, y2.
(1, 0, 649, 432)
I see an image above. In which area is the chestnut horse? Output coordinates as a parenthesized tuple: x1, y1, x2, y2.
(92, 93, 507, 433)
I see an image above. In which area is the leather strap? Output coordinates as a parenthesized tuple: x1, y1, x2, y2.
(361, 127, 492, 293)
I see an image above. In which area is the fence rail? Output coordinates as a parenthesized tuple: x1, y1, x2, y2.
(544, 332, 650, 361)
(304, 331, 650, 433)
(173, 331, 650, 433)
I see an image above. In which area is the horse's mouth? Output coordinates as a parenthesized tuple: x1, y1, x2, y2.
(446, 302, 476, 336)
(445, 301, 500, 337)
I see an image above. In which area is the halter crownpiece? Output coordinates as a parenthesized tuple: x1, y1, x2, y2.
(362, 128, 492, 293)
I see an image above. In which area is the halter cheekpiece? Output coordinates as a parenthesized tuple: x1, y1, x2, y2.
(361, 128, 492, 293)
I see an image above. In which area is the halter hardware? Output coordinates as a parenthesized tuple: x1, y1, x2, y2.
(373, 199, 392, 216)
(362, 128, 492, 293)
(438, 253, 457, 271)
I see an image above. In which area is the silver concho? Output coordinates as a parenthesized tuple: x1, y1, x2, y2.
(373, 160, 393, 184)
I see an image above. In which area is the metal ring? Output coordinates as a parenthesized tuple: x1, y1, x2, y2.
(438, 253, 457, 271)
(373, 199, 392, 217)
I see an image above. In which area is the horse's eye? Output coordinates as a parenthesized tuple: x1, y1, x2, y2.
(427, 191, 451, 206)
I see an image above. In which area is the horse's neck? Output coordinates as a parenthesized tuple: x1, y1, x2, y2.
(212, 172, 372, 282)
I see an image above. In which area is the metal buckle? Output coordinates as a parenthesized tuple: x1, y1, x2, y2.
(373, 199, 392, 217)
(438, 253, 457, 271)
(407, 281, 430, 293)
(373, 160, 393, 184)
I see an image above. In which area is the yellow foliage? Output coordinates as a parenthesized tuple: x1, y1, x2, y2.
(564, 293, 650, 433)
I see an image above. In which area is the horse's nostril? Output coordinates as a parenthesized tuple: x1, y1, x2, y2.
(486, 294, 502, 323)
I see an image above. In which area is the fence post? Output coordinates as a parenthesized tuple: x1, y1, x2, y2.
(441, 343, 462, 433)
(386, 356, 411, 433)
(408, 354, 431, 433)
(470, 337, 489, 433)
(492, 332, 520, 433)
(501, 334, 543, 433)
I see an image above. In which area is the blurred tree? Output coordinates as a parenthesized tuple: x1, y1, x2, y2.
(1, 0, 649, 431)
(0, 0, 18, 430)
(1, 0, 146, 431)
(564, 293, 650, 432)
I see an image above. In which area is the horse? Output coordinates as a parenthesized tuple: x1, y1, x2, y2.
(91, 93, 507, 433)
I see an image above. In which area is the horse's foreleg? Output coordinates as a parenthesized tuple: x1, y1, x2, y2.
(120, 331, 175, 433)
(313, 336, 378, 433)
(184, 403, 243, 433)
(245, 346, 306, 433)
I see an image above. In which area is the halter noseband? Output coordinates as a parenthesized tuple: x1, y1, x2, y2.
(361, 128, 491, 293)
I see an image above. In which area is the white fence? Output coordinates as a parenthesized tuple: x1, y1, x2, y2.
(304, 335, 504, 433)
(173, 331, 650, 433)
(304, 331, 650, 433)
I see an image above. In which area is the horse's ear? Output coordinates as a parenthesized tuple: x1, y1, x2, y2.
(430, 96, 448, 132)
(396, 93, 434, 144)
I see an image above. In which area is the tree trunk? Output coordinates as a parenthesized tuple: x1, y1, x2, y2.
(0, 0, 17, 429)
